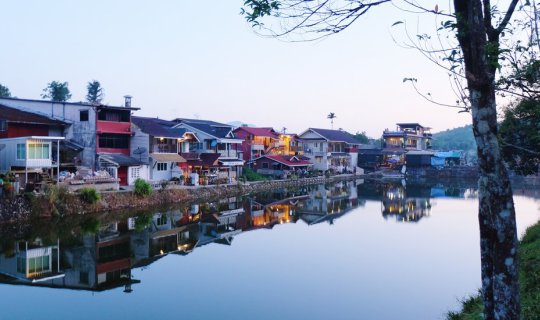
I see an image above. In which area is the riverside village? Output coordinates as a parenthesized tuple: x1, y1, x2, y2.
(1, 1, 540, 319)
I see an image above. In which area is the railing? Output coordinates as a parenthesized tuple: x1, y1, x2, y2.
(251, 144, 265, 151)
(218, 150, 238, 158)
(152, 145, 179, 153)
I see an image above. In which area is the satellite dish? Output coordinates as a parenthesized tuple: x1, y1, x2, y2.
(133, 147, 147, 155)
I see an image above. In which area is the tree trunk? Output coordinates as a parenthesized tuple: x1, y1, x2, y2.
(454, 1, 521, 319)
(470, 86, 520, 320)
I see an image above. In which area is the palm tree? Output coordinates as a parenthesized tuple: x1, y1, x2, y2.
(327, 112, 336, 129)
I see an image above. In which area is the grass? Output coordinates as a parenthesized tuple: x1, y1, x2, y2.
(447, 221, 540, 319)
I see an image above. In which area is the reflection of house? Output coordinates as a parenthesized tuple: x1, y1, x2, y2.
(131, 116, 199, 181)
(299, 128, 360, 172)
(381, 184, 431, 222)
(296, 181, 359, 225)
(252, 154, 312, 178)
(0, 239, 63, 283)
(173, 118, 244, 181)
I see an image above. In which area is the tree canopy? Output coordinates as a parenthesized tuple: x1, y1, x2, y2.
(41, 81, 72, 102)
(499, 99, 540, 176)
(86, 80, 104, 104)
(0, 84, 11, 98)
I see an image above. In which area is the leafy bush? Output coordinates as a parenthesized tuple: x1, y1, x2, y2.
(134, 213, 152, 231)
(43, 185, 70, 216)
(160, 180, 169, 190)
(134, 178, 152, 197)
(241, 167, 267, 181)
(79, 187, 101, 204)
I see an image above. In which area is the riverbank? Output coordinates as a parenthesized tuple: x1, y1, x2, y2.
(0, 174, 364, 223)
(447, 221, 540, 319)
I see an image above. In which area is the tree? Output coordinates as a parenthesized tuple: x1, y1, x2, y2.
(241, 1, 523, 318)
(354, 131, 370, 144)
(41, 81, 72, 102)
(86, 80, 104, 104)
(499, 99, 540, 175)
(0, 84, 11, 97)
(327, 112, 336, 129)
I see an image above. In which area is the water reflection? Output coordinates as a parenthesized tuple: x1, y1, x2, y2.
(0, 179, 493, 293)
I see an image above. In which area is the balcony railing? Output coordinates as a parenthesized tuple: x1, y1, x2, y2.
(152, 145, 179, 153)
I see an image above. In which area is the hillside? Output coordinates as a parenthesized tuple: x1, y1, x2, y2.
(432, 125, 477, 161)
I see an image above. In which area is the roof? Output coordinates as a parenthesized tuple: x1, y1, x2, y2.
(233, 127, 279, 139)
(305, 128, 360, 144)
(173, 118, 234, 139)
(0, 96, 139, 110)
(396, 123, 428, 129)
(406, 150, 435, 156)
(132, 116, 190, 139)
(256, 155, 312, 167)
(98, 153, 144, 166)
(150, 153, 186, 163)
(0, 104, 69, 126)
(181, 153, 220, 167)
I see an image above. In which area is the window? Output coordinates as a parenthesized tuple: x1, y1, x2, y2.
(262, 162, 269, 169)
(131, 166, 140, 178)
(80, 110, 89, 121)
(0, 119, 7, 132)
(97, 110, 130, 122)
(157, 162, 167, 171)
(27, 255, 50, 274)
(99, 134, 129, 149)
(27, 143, 50, 159)
(16, 143, 26, 159)
(156, 214, 168, 226)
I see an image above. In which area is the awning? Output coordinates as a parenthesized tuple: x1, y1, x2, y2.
(150, 153, 186, 163)
(98, 153, 144, 167)
(62, 139, 84, 152)
(218, 159, 244, 166)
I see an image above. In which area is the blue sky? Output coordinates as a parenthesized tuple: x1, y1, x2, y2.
(0, 0, 473, 137)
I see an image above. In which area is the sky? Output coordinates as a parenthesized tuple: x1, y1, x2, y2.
(0, 0, 474, 137)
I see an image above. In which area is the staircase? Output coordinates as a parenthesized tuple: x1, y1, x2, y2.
(39, 172, 55, 186)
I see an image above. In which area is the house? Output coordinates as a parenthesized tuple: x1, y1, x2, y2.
(172, 118, 244, 182)
(131, 116, 199, 182)
(233, 126, 280, 162)
(298, 128, 360, 172)
(0, 104, 70, 186)
(0, 96, 145, 186)
(379, 123, 433, 167)
(252, 154, 312, 178)
(382, 123, 432, 151)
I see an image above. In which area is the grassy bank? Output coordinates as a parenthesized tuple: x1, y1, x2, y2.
(447, 221, 540, 319)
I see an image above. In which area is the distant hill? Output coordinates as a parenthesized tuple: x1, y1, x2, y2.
(432, 125, 477, 160)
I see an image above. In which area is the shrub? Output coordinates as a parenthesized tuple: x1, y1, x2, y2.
(241, 167, 267, 181)
(80, 217, 100, 234)
(134, 178, 152, 197)
(79, 187, 101, 204)
(43, 185, 70, 216)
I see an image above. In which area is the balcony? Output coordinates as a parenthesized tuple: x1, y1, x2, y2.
(251, 144, 265, 151)
(152, 145, 179, 154)
(218, 150, 238, 159)
(97, 120, 131, 134)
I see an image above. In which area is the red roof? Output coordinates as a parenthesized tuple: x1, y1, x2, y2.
(0, 104, 68, 126)
(234, 127, 279, 139)
(259, 155, 312, 167)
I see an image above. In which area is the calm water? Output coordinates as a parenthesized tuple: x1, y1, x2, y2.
(0, 180, 539, 320)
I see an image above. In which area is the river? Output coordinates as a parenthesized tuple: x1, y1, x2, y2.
(0, 180, 539, 320)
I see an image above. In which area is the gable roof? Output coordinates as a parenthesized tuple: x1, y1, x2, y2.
(305, 128, 360, 144)
(255, 155, 312, 167)
(0, 104, 69, 126)
(233, 127, 279, 139)
(173, 118, 234, 139)
(132, 116, 191, 139)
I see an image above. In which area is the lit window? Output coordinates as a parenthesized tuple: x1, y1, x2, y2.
(16, 144, 26, 159)
(131, 167, 140, 178)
